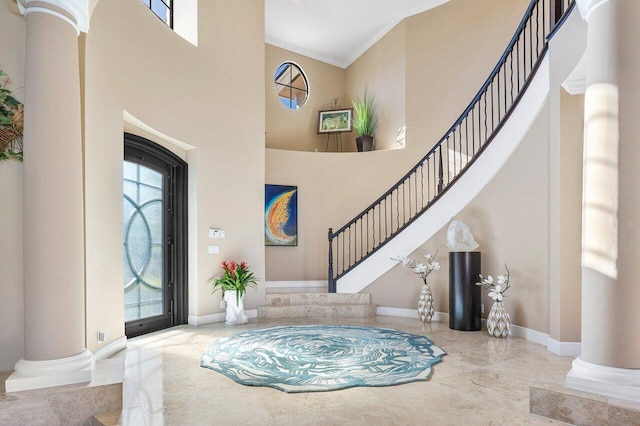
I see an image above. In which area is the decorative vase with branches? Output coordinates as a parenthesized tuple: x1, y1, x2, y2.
(476, 265, 512, 338)
(393, 251, 440, 323)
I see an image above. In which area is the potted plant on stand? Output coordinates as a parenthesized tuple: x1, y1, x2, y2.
(352, 87, 377, 152)
(209, 260, 260, 325)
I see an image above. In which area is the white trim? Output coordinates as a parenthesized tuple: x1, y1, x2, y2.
(5, 349, 94, 392)
(188, 309, 258, 326)
(546, 338, 581, 357)
(509, 325, 550, 347)
(376, 306, 449, 323)
(265, 280, 328, 289)
(337, 55, 550, 294)
(575, 0, 611, 22)
(566, 357, 640, 402)
(562, 78, 586, 95)
(24, 6, 79, 34)
(94, 336, 128, 361)
(377, 308, 583, 356)
(24, 0, 89, 32)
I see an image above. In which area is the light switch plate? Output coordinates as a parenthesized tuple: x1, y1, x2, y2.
(208, 245, 219, 254)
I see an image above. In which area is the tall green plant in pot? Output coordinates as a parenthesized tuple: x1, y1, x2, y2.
(352, 87, 377, 152)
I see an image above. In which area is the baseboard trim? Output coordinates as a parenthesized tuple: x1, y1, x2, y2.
(547, 337, 581, 357)
(566, 357, 640, 402)
(510, 324, 550, 347)
(378, 308, 581, 356)
(94, 336, 128, 361)
(5, 349, 94, 393)
(188, 309, 258, 326)
(376, 306, 449, 323)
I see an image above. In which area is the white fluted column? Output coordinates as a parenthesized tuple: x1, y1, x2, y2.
(5, 0, 92, 392)
(567, 0, 640, 402)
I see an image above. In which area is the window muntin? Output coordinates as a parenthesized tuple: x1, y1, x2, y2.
(274, 62, 309, 110)
(141, 0, 173, 28)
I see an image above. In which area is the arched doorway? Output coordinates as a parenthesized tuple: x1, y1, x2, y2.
(123, 133, 188, 337)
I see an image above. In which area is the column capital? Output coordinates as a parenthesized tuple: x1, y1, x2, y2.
(21, 0, 89, 34)
(575, 0, 612, 21)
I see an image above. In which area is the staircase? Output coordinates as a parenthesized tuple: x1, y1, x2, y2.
(328, 0, 577, 293)
(258, 293, 377, 319)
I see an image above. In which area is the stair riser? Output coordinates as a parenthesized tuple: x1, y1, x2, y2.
(258, 305, 377, 319)
(265, 293, 371, 307)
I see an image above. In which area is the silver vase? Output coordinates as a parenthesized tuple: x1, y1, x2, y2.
(487, 300, 510, 338)
(418, 283, 435, 323)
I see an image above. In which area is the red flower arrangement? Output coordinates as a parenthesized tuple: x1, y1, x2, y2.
(208, 260, 260, 304)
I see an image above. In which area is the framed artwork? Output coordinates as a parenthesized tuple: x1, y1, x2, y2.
(265, 184, 298, 246)
(318, 108, 353, 134)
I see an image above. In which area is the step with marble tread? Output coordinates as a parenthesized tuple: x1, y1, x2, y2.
(258, 293, 377, 318)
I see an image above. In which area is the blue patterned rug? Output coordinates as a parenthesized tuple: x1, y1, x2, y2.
(199, 325, 446, 393)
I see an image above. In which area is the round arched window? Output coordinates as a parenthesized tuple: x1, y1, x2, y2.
(274, 62, 309, 110)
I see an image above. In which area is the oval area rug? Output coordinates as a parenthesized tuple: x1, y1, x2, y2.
(200, 325, 446, 393)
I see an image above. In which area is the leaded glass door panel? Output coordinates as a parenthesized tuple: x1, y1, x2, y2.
(124, 133, 188, 338)
(124, 161, 165, 323)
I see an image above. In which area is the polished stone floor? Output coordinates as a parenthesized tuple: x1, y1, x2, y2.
(110, 316, 580, 425)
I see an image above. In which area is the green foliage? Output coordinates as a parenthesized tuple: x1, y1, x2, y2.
(208, 261, 261, 304)
(352, 87, 377, 137)
(0, 70, 19, 128)
(0, 68, 23, 162)
(0, 149, 22, 162)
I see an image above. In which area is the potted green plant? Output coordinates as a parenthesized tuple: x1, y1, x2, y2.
(209, 260, 260, 325)
(352, 87, 377, 152)
(0, 69, 23, 161)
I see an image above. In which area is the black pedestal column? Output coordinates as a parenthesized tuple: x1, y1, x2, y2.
(449, 252, 481, 331)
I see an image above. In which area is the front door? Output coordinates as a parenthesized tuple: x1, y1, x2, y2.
(123, 133, 187, 338)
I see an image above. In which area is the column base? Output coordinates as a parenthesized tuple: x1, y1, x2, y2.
(5, 349, 94, 392)
(566, 357, 640, 402)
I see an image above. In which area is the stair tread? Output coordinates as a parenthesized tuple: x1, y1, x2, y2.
(257, 303, 377, 319)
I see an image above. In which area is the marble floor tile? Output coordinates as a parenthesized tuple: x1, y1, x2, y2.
(107, 317, 640, 425)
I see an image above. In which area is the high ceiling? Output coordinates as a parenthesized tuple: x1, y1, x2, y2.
(265, 0, 450, 69)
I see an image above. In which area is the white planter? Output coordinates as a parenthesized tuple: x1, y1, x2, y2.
(223, 291, 248, 325)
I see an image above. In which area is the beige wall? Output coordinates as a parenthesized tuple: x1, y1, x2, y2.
(405, 0, 529, 155)
(84, 0, 265, 352)
(266, 0, 530, 282)
(556, 91, 584, 341)
(345, 22, 406, 152)
(0, 3, 25, 370)
(367, 102, 552, 332)
(265, 44, 346, 152)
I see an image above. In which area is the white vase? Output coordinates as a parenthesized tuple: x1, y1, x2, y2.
(418, 283, 435, 323)
(223, 291, 248, 325)
(486, 300, 510, 338)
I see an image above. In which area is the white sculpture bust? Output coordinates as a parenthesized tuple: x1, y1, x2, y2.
(446, 219, 479, 251)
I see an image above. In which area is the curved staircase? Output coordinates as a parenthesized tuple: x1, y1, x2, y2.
(328, 0, 577, 293)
